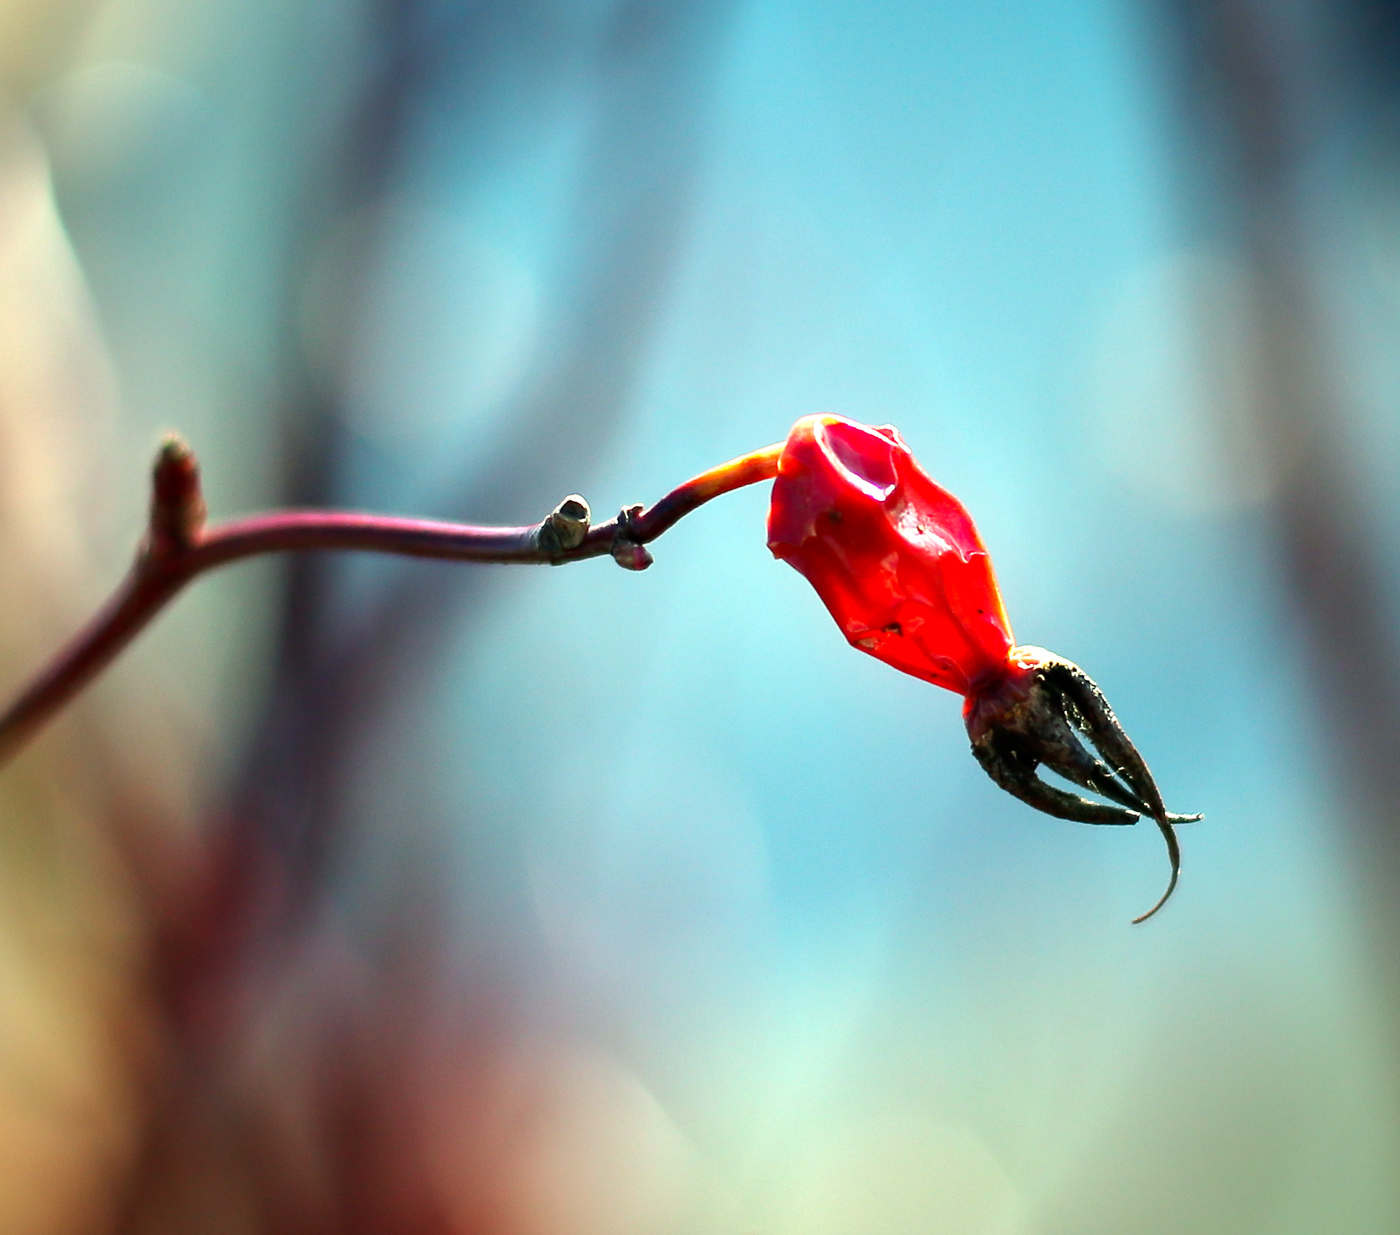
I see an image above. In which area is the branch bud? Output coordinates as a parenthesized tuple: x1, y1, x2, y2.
(149, 434, 207, 553)
(610, 505, 653, 571)
(536, 493, 591, 555)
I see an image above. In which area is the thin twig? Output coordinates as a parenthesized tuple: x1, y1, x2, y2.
(0, 437, 782, 768)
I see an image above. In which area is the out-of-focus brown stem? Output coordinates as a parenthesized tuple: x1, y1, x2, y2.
(0, 438, 783, 768)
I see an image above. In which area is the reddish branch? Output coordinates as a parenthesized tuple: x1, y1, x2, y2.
(0, 436, 783, 767)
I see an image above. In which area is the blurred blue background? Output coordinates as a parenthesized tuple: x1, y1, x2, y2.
(1, 0, 1399, 1230)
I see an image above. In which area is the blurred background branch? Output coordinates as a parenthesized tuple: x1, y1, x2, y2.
(1163, 0, 1400, 1041)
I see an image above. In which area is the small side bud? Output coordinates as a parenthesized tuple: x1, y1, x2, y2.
(150, 434, 206, 552)
(539, 493, 591, 554)
(610, 504, 653, 571)
(612, 540, 654, 571)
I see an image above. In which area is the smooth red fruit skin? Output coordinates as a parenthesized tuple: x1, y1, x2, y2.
(767, 414, 1015, 696)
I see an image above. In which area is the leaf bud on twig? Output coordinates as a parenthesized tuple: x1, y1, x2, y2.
(610, 506, 653, 571)
(536, 494, 591, 556)
(149, 435, 207, 554)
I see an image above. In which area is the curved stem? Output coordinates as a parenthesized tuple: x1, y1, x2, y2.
(0, 439, 783, 768)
